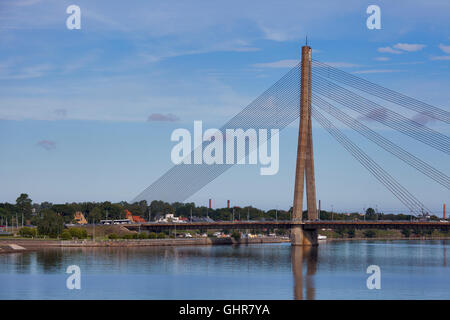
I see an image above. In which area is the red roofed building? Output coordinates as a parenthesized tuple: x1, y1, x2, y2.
(125, 210, 146, 223)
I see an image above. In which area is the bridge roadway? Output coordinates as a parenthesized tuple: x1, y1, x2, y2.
(125, 220, 450, 232)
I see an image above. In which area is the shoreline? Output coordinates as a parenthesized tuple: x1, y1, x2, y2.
(1, 236, 449, 254)
(0, 237, 290, 253)
(320, 236, 450, 242)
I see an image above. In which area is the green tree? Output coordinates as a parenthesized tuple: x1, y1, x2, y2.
(401, 229, 411, 238)
(68, 227, 88, 239)
(52, 204, 75, 223)
(137, 232, 148, 239)
(231, 231, 241, 241)
(37, 210, 64, 238)
(89, 207, 103, 223)
(363, 229, 377, 238)
(157, 232, 166, 239)
(335, 229, 346, 238)
(347, 229, 356, 238)
(16, 193, 32, 220)
(61, 230, 72, 240)
(365, 208, 377, 220)
(19, 226, 37, 238)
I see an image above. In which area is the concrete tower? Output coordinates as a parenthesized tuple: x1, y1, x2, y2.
(291, 45, 318, 246)
(293, 45, 318, 222)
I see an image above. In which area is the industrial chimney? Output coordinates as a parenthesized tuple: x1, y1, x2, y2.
(444, 203, 447, 220)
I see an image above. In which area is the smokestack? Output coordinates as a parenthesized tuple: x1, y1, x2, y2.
(209, 199, 212, 209)
(227, 200, 230, 209)
(318, 200, 321, 220)
(444, 203, 446, 220)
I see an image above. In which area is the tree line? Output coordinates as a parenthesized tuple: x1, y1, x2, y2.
(0, 193, 441, 228)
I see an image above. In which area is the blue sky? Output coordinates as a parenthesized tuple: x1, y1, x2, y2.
(0, 0, 449, 215)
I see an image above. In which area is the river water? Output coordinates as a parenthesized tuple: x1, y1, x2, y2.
(0, 240, 448, 299)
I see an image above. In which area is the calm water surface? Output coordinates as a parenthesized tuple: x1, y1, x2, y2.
(0, 240, 448, 299)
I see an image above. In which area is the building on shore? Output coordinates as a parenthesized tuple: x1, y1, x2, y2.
(74, 211, 88, 225)
(125, 210, 146, 223)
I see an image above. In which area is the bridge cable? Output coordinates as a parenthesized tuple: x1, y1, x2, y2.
(142, 68, 301, 201)
(133, 64, 302, 203)
(312, 75, 450, 154)
(312, 94, 450, 189)
(311, 107, 431, 215)
(312, 60, 450, 124)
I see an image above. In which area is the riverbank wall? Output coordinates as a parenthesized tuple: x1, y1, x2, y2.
(2, 236, 449, 254)
(0, 236, 290, 252)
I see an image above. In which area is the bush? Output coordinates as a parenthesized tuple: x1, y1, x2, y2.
(148, 232, 157, 239)
(61, 230, 72, 240)
(363, 230, 377, 238)
(68, 227, 88, 239)
(401, 229, 411, 238)
(108, 233, 118, 240)
(347, 229, 355, 238)
(157, 232, 166, 239)
(137, 232, 148, 239)
(231, 231, 241, 241)
(122, 234, 133, 239)
(19, 227, 37, 238)
(335, 229, 346, 238)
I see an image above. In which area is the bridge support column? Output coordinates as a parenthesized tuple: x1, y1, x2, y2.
(291, 226, 318, 246)
(292, 45, 318, 223)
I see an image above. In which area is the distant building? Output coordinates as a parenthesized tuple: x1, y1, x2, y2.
(157, 213, 188, 223)
(74, 211, 87, 225)
(125, 210, 146, 223)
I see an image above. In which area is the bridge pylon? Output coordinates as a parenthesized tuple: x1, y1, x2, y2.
(293, 45, 318, 222)
(291, 45, 318, 246)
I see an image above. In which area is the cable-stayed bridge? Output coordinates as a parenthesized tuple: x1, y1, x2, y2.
(132, 45, 449, 245)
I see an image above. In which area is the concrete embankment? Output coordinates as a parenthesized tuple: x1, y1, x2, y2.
(0, 243, 29, 254)
(0, 237, 290, 252)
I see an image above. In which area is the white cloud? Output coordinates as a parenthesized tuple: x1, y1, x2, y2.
(259, 26, 293, 42)
(377, 47, 403, 54)
(393, 43, 426, 52)
(439, 43, 450, 54)
(0, 72, 252, 122)
(375, 57, 390, 61)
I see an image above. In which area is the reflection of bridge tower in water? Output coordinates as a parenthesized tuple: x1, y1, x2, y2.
(291, 246, 318, 300)
(291, 45, 319, 246)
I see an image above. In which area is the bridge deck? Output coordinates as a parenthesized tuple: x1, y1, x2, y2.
(125, 220, 450, 232)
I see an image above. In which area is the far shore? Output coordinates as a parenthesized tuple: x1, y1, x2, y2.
(1, 236, 449, 254)
(0, 236, 289, 253)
